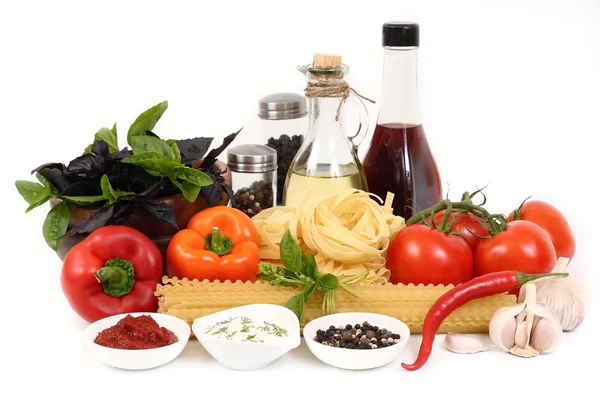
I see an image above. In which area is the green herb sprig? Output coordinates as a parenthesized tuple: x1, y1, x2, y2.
(258, 230, 346, 321)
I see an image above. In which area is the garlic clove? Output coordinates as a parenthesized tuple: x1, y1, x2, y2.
(444, 332, 486, 354)
(518, 257, 588, 332)
(500, 317, 517, 349)
(489, 303, 526, 352)
(530, 317, 560, 353)
(513, 319, 529, 349)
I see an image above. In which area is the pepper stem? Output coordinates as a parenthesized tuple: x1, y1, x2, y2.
(205, 227, 234, 256)
(515, 271, 569, 287)
(95, 258, 135, 297)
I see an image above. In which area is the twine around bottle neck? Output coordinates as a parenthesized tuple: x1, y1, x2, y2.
(304, 79, 375, 121)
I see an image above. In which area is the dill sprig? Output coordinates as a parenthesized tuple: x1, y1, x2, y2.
(263, 321, 289, 337)
(211, 326, 229, 336)
(216, 316, 237, 326)
(226, 331, 237, 340)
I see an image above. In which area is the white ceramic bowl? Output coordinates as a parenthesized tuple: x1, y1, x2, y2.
(83, 312, 190, 370)
(193, 304, 301, 371)
(303, 312, 410, 370)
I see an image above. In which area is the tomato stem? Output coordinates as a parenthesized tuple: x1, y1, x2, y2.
(407, 199, 493, 226)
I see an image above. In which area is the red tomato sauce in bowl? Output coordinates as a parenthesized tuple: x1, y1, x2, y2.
(94, 314, 178, 350)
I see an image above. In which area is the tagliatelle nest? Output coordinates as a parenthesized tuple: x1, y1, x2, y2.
(252, 189, 406, 284)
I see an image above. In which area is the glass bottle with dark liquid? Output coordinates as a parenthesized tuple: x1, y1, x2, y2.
(363, 22, 442, 220)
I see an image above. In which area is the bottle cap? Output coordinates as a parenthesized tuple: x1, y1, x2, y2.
(382, 22, 419, 47)
(258, 93, 308, 120)
(227, 144, 278, 173)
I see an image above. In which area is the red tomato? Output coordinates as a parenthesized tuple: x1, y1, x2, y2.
(387, 224, 473, 286)
(507, 200, 576, 260)
(428, 210, 488, 249)
(474, 220, 557, 278)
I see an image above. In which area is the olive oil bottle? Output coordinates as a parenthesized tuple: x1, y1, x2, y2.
(283, 53, 370, 207)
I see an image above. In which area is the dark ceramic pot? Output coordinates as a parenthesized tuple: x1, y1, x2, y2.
(53, 160, 231, 261)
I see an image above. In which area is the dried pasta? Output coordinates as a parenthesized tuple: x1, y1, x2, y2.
(155, 277, 516, 334)
(252, 189, 405, 284)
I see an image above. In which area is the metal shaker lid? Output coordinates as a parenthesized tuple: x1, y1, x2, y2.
(227, 144, 277, 173)
(258, 92, 308, 120)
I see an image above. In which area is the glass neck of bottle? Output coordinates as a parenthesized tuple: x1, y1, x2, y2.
(377, 46, 421, 126)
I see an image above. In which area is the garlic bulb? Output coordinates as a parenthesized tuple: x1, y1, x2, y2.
(518, 257, 587, 331)
(490, 283, 562, 357)
(444, 332, 486, 354)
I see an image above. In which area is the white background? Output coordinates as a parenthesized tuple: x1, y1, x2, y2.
(1, 0, 599, 406)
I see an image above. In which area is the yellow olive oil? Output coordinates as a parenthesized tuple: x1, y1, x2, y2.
(283, 166, 365, 207)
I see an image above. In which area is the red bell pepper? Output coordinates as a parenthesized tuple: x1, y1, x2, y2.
(61, 225, 163, 323)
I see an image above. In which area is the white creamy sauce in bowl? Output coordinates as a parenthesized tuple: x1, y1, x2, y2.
(202, 316, 289, 343)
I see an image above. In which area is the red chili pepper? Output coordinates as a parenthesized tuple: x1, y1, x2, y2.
(401, 270, 568, 371)
(61, 225, 163, 323)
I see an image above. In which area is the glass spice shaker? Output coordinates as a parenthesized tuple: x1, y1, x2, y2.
(227, 144, 277, 217)
(258, 93, 307, 205)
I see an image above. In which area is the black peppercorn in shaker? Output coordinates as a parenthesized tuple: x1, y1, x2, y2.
(227, 145, 277, 218)
(258, 93, 307, 205)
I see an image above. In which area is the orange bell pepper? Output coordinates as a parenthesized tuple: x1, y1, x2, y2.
(166, 206, 260, 282)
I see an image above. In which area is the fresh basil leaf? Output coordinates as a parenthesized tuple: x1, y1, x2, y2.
(139, 201, 179, 230)
(285, 293, 306, 321)
(127, 100, 168, 146)
(172, 179, 201, 202)
(317, 273, 339, 292)
(16, 180, 53, 213)
(303, 282, 317, 302)
(305, 255, 318, 282)
(122, 152, 178, 178)
(94, 127, 119, 154)
(35, 173, 59, 196)
(101, 174, 119, 202)
(166, 140, 181, 163)
(43, 202, 70, 251)
(100, 174, 134, 205)
(83, 144, 93, 155)
(61, 195, 106, 205)
(16, 180, 46, 206)
(60, 204, 115, 238)
(177, 137, 213, 165)
(280, 230, 304, 276)
(111, 122, 117, 138)
(173, 166, 214, 187)
(131, 136, 176, 161)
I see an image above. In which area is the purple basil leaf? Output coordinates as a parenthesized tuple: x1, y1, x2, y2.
(222, 184, 235, 207)
(107, 201, 136, 225)
(67, 154, 103, 175)
(177, 137, 214, 166)
(135, 178, 168, 199)
(31, 162, 67, 176)
(139, 201, 178, 230)
(60, 180, 102, 197)
(200, 129, 241, 169)
(37, 167, 74, 193)
(59, 204, 115, 238)
(107, 148, 133, 161)
(91, 140, 109, 156)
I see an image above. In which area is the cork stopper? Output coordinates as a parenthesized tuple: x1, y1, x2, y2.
(313, 54, 342, 69)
